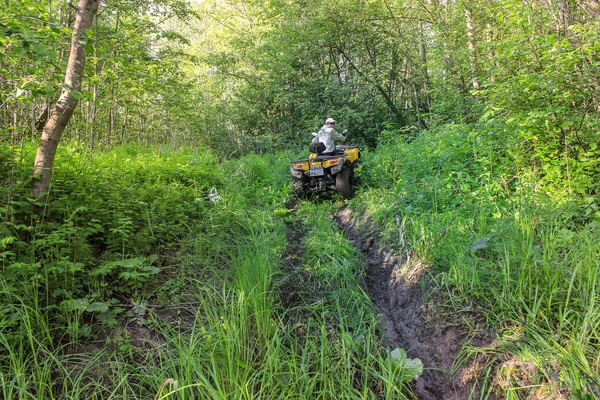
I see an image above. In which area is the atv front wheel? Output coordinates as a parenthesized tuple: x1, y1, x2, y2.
(335, 166, 354, 199)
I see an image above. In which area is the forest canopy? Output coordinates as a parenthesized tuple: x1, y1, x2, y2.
(2, 0, 598, 169)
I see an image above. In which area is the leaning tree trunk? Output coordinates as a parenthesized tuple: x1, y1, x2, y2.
(32, 0, 99, 199)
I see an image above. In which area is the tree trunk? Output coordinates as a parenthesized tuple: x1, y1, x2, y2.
(34, 103, 50, 133)
(121, 108, 129, 142)
(464, 2, 480, 90)
(427, 0, 455, 80)
(90, 14, 102, 150)
(12, 111, 18, 143)
(486, 22, 498, 84)
(556, 0, 573, 37)
(32, 0, 99, 199)
(418, 23, 431, 112)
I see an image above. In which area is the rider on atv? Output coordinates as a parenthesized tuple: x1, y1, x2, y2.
(311, 117, 348, 155)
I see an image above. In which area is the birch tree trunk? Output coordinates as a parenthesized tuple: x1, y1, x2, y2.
(464, 1, 480, 90)
(31, 0, 100, 199)
(418, 23, 431, 112)
(556, 0, 573, 37)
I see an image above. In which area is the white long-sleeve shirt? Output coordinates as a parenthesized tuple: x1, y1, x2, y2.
(317, 125, 345, 152)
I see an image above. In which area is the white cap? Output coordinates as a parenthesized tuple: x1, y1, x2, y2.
(325, 117, 336, 124)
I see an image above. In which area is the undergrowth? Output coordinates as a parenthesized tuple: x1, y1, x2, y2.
(354, 123, 600, 398)
(0, 142, 418, 398)
(5, 119, 596, 398)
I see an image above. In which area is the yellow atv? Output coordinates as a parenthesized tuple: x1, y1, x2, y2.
(290, 142, 360, 199)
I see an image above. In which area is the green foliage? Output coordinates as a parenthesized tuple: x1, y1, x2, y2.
(3, 0, 600, 397)
(1, 0, 202, 151)
(356, 122, 600, 397)
(1, 143, 223, 344)
(1, 140, 421, 398)
(188, 0, 422, 154)
(480, 11, 600, 197)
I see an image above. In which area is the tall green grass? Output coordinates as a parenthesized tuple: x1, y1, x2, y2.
(355, 124, 600, 397)
(150, 204, 418, 399)
(1, 143, 419, 398)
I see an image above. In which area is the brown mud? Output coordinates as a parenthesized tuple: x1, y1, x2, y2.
(278, 215, 309, 309)
(335, 207, 488, 400)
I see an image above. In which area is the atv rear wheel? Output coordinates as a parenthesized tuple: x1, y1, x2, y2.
(335, 166, 354, 199)
(292, 178, 307, 198)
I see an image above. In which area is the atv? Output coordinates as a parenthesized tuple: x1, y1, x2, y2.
(290, 142, 360, 199)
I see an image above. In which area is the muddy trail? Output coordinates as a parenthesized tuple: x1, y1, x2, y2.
(334, 207, 487, 400)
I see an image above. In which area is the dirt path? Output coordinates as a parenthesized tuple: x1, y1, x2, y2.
(335, 207, 482, 400)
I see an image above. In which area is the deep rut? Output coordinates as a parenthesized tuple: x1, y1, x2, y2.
(335, 207, 482, 400)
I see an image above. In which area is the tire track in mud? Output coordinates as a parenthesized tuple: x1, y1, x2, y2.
(335, 207, 483, 400)
(278, 208, 309, 310)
